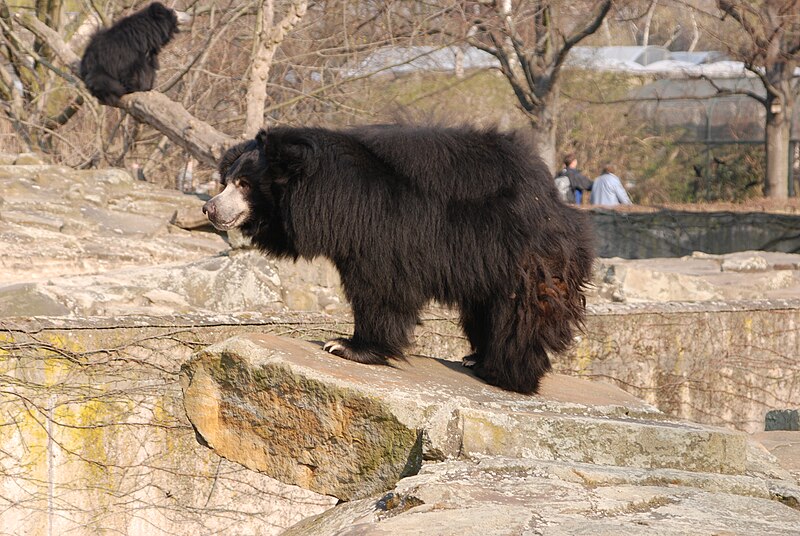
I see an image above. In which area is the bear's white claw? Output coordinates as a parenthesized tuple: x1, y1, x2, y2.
(462, 357, 477, 368)
(323, 341, 345, 354)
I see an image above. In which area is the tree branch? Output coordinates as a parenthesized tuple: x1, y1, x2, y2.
(700, 75, 767, 106)
(468, 15, 540, 109)
(15, 11, 80, 76)
(160, 1, 252, 94)
(120, 92, 233, 167)
(717, 0, 766, 49)
(42, 95, 85, 130)
(1, 7, 42, 94)
(15, 10, 234, 166)
(470, 32, 538, 111)
(548, 0, 612, 90)
(553, 0, 612, 76)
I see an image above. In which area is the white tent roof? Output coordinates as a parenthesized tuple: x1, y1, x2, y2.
(340, 45, 787, 79)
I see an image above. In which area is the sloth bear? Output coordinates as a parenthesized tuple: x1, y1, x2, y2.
(79, 2, 179, 105)
(203, 125, 593, 394)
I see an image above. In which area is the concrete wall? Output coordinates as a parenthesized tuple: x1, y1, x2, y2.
(592, 209, 800, 258)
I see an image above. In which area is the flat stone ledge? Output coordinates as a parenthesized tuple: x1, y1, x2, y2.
(284, 458, 800, 536)
(752, 431, 800, 477)
(180, 333, 749, 501)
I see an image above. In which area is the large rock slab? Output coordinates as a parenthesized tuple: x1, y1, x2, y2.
(180, 333, 750, 501)
(0, 164, 227, 285)
(752, 431, 800, 480)
(285, 458, 800, 536)
(593, 251, 800, 303)
(0, 162, 348, 317)
(0, 250, 345, 317)
(3, 314, 796, 535)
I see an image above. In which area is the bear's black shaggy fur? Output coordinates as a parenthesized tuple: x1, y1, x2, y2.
(79, 2, 178, 105)
(205, 125, 593, 394)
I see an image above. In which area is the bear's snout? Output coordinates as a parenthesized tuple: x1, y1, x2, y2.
(201, 184, 251, 231)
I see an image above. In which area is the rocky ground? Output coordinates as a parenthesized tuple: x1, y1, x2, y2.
(593, 251, 800, 303)
(0, 158, 344, 317)
(2, 156, 800, 318)
(186, 334, 800, 535)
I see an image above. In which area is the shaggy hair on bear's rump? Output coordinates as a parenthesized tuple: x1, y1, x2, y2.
(216, 125, 594, 394)
(79, 2, 178, 105)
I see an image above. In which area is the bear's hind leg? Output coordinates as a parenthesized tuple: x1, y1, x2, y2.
(323, 298, 419, 366)
(471, 296, 552, 394)
(124, 55, 156, 93)
(460, 304, 491, 369)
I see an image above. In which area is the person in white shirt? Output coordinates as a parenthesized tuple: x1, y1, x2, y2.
(590, 164, 632, 206)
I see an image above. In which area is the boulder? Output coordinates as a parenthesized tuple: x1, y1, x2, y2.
(592, 252, 800, 303)
(180, 333, 756, 502)
(752, 431, 800, 480)
(766, 409, 800, 431)
(286, 458, 800, 536)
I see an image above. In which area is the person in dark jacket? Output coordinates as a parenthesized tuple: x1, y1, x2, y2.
(555, 153, 593, 204)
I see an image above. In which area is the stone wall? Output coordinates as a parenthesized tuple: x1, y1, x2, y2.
(2, 308, 797, 535)
(0, 315, 342, 536)
(592, 209, 800, 259)
(423, 300, 800, 434)
(562, 300, 800, 434)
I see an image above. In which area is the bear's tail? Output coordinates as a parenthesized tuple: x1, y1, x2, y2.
(479, 243, 592, 394)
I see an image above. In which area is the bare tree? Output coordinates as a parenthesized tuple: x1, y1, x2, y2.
(461, 0, 613, 172)
(0, 1, 419, 181)
(10, 9, 233, 166)
(640, 0, 658, 46)
(715, 0, 800, 198)
(244, 0, 308, 137)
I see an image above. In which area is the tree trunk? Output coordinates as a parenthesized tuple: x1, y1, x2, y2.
(641, 0, 658, 47)
(244, 0, 275, 138)
(764, 99, 792, 199)
(528, 93, 559, 175)
(243, 0, 307, 138)
(687, 10, 700, 52)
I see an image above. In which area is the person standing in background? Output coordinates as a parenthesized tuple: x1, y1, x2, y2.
(590, 164, 632, 206)
(555, 153, 593, 204)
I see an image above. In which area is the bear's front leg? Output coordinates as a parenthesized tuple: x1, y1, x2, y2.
(322, 337, 390, 365)
(323, 296, 419, 366)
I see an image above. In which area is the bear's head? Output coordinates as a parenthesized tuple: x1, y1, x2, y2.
(147, 2, 180, 45)
(203, 128, 318, 235)
(202, 133, 265, 232)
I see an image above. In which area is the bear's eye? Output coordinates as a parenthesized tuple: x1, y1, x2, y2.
(237, 178, 251, 191)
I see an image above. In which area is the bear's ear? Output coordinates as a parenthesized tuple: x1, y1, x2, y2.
(256, 129, 269, 149)
(149, 2, 170, 17)
(273, 136, 319, 183)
